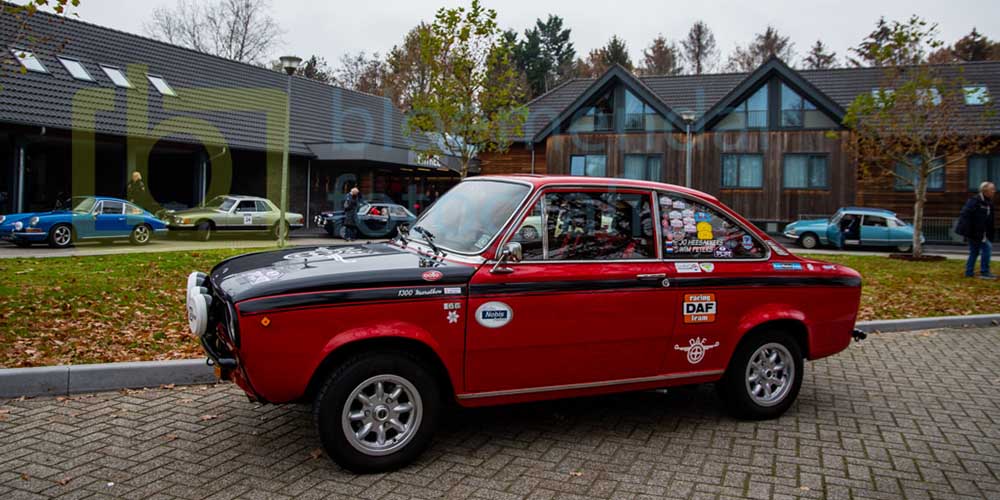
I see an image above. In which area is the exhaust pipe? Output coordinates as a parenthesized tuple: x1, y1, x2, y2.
(851, 329, 867, 342)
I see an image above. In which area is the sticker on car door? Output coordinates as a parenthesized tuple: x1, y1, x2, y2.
(682, 293, 717, 323)
(475, 301, 513, 328)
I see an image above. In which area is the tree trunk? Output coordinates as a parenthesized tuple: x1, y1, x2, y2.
(912, 175, 927, 258)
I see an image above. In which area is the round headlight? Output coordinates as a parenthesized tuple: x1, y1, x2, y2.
(13, 221, 23, 231)
(29, 216, 39, 226)
(0, 215, 5, 224)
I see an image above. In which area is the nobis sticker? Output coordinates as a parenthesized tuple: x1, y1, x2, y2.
(475, 302, 513, 328)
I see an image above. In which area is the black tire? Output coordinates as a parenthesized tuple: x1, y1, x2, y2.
(896, 243, 912, 253)
(313, 351, 441, 473)
(799, 233, 819, 249)
(272, 221, 290, 240)
(324, 221, 337, 237)
(47, 224, 74, 248)
(129, 224, 152, 245)
(519, 226, 539, 241)
(195, 221, 212, 241)
(718, 330, 803, 420)
(338, 224, 348, 240)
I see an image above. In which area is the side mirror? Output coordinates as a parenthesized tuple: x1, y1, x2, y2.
(490, 242, 522, 274)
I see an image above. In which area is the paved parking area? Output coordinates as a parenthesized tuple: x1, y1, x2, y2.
(1, 327, 999, 500)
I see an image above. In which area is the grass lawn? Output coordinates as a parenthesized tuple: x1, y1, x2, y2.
(0, 249, 996, 368)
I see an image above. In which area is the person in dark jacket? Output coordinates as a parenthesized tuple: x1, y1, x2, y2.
(957, 181, 996, 279)
(342, 187, 361, 241)
(127, 171, 146, 204)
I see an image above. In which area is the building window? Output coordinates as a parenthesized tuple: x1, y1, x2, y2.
(570, 155, 607, 177)
(623, 154, 662, 181)
(10, 48, 47, 73)
(917, 87, 942, 106)
(57, 57, 94, 81)
(624, 89, 667, 131)
(968, 155, 1000, 191)
(722, 154, 764, 188)
(783, 154, 828, 189)
(100, 65, 132, 88)
(965, 86, 990, 105)
(147, 75, 177, 96)
(568, 89, 614, 132)
(716, 85, 768, 130)
(894, 156, 944, 192)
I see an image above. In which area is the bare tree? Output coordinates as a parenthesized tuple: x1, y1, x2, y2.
(144, 0, 283, 64)
(333, 52, 386, 95)
(727, 26, 795, 72)
(640, 35, 683, 76)
(681, 21, 718, 75)
(803, 40, 838, 69)
(384, 23, 433, 110)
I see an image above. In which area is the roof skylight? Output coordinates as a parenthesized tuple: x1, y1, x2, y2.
(58, 57, 94, 81)
(965, 86, 990, 105)
(10, 49, 47, 73)
(100, 65, 132, 88)
(147, 75, 176, 96)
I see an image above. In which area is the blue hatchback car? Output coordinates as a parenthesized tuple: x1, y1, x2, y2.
(783, 207, 923, 251)
(0, 196, 167, 248)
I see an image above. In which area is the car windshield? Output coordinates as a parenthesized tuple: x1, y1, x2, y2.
(71, 197, 97, 213)
(205, 196, 237, 211)
(410, 180, 531, 254)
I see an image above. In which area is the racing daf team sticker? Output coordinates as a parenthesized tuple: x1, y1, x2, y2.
(683, 293, 717, 323)
(475, 301, 513, 328)
(674, 337, 720, 364)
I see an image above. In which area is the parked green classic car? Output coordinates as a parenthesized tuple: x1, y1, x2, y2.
(162, 195, 304, 240)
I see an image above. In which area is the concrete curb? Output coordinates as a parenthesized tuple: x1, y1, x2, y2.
(855, 314, 1000, 333)
(0, 359, 214, 399)
(2, 315, 999, 399)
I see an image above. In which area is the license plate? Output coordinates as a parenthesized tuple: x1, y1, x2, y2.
(213, 364, 222, 380)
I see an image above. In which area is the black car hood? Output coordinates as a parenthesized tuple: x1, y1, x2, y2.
(210, 243, 478, 303)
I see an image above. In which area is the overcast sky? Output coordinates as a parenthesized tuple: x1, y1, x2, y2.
(61, 0, 1000, 69)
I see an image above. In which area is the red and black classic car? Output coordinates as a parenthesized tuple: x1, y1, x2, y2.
(186, 175, 863, 472)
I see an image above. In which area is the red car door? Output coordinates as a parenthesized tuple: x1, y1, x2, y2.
(656, 189, 771, 375)
(464, 187, 676, 395)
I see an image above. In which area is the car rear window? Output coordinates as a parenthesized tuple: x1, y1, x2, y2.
(658, 192, 766, 260)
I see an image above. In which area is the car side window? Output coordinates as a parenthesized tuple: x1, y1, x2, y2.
(658, 191, 766, 259)
(235, 201, 256, 212)
(390, 206, 407, 217)
(254, 201, 270, 212)
(511, 190, 656, 261)
(125, 203, 143, 215)
(101, 201, 123, 215)
(863, 216, 887, 227)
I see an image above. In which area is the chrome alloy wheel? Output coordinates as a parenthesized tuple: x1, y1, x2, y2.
(134, 225, 150, 243)
(744, 343, 795, 407)
(52, 225, 72, 246)
(341, 375, 422, 456)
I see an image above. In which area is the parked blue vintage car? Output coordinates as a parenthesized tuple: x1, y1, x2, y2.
(0, 196, 167, 248)
(783, 207, 923, 251)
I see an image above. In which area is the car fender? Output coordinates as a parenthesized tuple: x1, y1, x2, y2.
(734, 303, 810, 356)
(312, 320, 458, 393)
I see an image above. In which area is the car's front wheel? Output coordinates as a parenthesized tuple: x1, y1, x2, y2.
(129, 224, 152, 245)
(48, 224, 74, 248)
(798, 233, 818, 249)
(313, 352, 440, 473)
(718, 330, 803, 420)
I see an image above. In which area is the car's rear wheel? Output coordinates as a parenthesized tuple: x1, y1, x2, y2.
(314, 352, 440, 473)
(130, 224, 152, 245)
(896, 243, 913, 252)
(272, 221, 290, 240)
(48, 224, 73, 248)
(195, 221, 212, 241)
(718, 330, 803, 420)
(799, 233, 818, 249)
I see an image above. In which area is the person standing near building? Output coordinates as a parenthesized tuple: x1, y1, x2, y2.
(127, 171, 146, 204)
(343, 187, 361, 241)
(957, 181, 996, 279)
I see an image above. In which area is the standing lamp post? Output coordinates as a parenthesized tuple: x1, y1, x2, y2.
(278, 55, 302, 247)
(681, 112, 697, 188)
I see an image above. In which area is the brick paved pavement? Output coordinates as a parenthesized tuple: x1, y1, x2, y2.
(1, 327, 999, 500)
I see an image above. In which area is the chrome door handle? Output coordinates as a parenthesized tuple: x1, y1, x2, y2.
(636, 273, 666, 280)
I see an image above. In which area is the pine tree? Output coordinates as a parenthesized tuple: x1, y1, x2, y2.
(640, 35, 683, 76)
(681, 21, 718, 74)
(803, 40, 837, 69)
